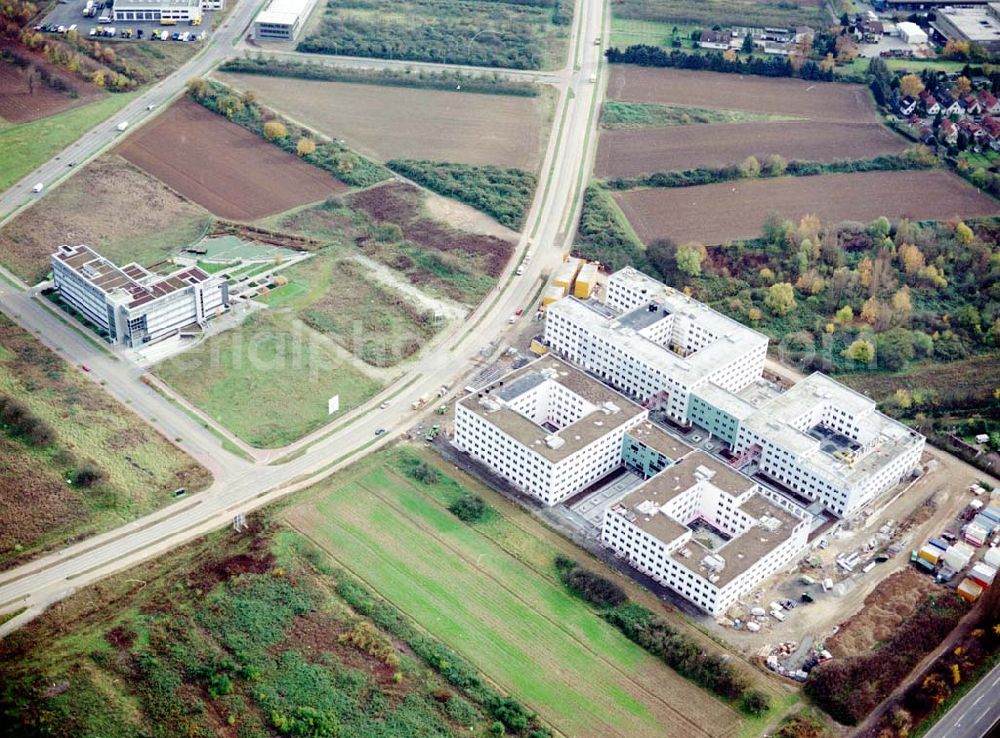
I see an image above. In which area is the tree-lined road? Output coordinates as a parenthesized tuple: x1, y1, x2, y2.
(0, 0, 610, 634)
(922, 662, 1000, 738)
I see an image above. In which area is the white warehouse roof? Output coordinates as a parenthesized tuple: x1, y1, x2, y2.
(256, 0, 310, 25)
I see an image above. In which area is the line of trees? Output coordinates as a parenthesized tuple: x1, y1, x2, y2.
(605, 151, 937, 191)
(187, 78, 389, 188)
(219, 57, 540, 97)
(553, 556, 770, 715)
(605, 44, 833, 81)
(386, 159, 536, 230)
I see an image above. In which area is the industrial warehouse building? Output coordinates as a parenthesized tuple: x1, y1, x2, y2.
(51, 244, 228, 348)
(603, 451, 809, 615)
(932, 4, 1000, 53)
(110, 0, 203, 23)
(542, 268, 924, 518)
(252, 0, 317, 41)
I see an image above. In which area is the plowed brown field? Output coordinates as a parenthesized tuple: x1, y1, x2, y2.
(606, 66, 877, 122)
(597, 120, 906, 177)
(615, 170, 998, 246)
(117, 99, 346, 220)
(216, 73, 547, 170)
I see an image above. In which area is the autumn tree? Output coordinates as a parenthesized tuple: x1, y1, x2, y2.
(843, 337, 875, 363)
(263, 120, 288, 141)
(675, 243, 706, 276)
(297, 138, 316, 156)
(954, 75, 972, 95)
(898, 243, 925, 277)
(891, 286, 912, 324)
(765, 282, 796, 316)
(723, 48, 737, 62)
(819, 53, 835, 73)
(186, 77, 208, 100)
(955, 221, 974, 244)
(899, 74, 924, 97)
(834, 305, 853, 324)
(240, 88, 257, 106)
(765, 154, 787, 176)
(739, 155, 761, 178)
(217, 94, 244, 119)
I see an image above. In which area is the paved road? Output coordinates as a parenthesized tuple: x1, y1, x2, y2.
(922, 662, 1000, 738)
(0, 0, 262, 225)
(0, 0, 609, 632)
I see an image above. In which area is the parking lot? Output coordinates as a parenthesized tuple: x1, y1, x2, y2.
(38, 0, 213, 42)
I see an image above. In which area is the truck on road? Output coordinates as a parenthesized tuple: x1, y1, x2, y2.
(116, 120, 129, 131)
(31, 183, 44, 193)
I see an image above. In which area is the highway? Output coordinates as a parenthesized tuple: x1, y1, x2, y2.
(0, 0, 610, 633)
(922, 662, 1000, 738)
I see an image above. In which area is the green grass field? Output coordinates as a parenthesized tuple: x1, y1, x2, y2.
(154, 310, 382, 448)
(601, 100, 799, 129)
(286, 448, 743, 738)
(0, 92, 137, 192)
(609, 18, 699, 50)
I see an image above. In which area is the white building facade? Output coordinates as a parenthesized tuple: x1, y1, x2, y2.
(111, 0, 203, 22)
(51, 244, 228, 348)
(252, 0, 317, 40)
(453, 357, 647, 505)
(602, 451, 810, 615)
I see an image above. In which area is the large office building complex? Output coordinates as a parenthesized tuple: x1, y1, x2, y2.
(545, 268, 768, 425)
(51, 244, 228, 348)
(543, 268, 923, 518)
(454, 356, 648, 505)
(603, 451, 809, 615)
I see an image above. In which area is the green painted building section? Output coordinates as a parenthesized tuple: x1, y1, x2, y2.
(622, 433, 673, 478)
(688, 393, 741, 446)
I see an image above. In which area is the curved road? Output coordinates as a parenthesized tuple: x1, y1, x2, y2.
(0, 0, 610, 632)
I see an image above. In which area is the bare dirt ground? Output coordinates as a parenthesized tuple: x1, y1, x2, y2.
(422, 190, 521, 240)
(118, 98, 346, 221)
(0, 63, 82, 123)
(826, 568, 939, 658)
(596, 120, 906, 177)
(0, 154, 211, 283)
(607, 66, 878, 122)
(615, 170, 999, 246)
(216, 73, 547, 170)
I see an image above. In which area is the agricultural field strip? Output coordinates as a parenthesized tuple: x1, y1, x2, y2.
(289, 464, 737, 738)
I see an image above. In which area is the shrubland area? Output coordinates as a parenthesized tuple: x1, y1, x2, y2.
(298, 0, 571, 70)
(611, 0, 823, 30)
(0, 445, 788, 738)
(0, 314, 211, 568)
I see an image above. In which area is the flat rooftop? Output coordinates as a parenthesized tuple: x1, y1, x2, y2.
(549, 296, 768, 388)
(114, 0, 200, 7)
(459, 356, 646, 463)
(934, 5, 1000, 44)
(256, 0, 311, 24)
(53, 244, 212, 311)
(741, 372, 923, 484)
(613, 451, 802, 587)
(627, 421, 694, 461)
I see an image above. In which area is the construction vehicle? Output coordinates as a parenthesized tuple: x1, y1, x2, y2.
(412, 393, 430, 410)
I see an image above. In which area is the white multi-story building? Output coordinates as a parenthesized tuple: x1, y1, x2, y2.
(453, 356, 647, 505)
(544, 267, 925, 518)
(111, 0, 203, 23)
(51, 244, 228, 348)
(252, 0, 318, 41)
(731, 374, 925, 517)
(545, 267, 768, 424)
(603, 451, 809, 615)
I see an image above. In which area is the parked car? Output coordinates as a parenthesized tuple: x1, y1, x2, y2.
(374, 428, 386, 436)
(80, 364, 91, 372)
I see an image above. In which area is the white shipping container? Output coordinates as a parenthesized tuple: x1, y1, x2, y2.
(943, 542, 975, 571)
(971, 562, 997, 586)
(984, 547, 1000, 568)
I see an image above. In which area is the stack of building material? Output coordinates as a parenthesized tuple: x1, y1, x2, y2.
(969, 562, 997, 588)
(552, 258, 583, 295)
(958, 578, 984, 602)
(574, 262, 599, 299)
(541, 285, 567, 309)
(942, 542, 975, 571)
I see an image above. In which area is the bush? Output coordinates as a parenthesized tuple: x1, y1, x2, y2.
(72, 462, 106, 488)
(0, 395, 55, 447)
(739, 688, 771, 716)
(557, 559, 627, 609)
(406, 460, 441, 485)
(448, 494, 488, 523)
(605, 44, 833, 81)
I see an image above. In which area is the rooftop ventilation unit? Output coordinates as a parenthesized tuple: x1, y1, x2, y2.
(544, 434, 565, 450)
